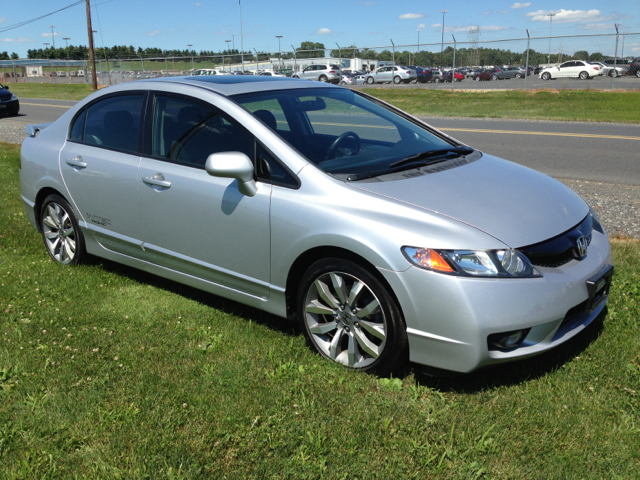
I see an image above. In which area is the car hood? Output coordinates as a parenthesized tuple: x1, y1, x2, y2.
(350, 154, 588, 248)
(0, 89, 13, 100)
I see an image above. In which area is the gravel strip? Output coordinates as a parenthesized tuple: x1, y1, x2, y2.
(2, 118, 638, 239)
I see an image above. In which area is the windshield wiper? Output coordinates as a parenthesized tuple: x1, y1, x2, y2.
(388, 146, 474, 169)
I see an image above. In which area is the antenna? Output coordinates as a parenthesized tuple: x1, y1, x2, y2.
(468, 26, 480, 67)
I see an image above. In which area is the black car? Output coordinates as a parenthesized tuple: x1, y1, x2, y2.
(0, 84, 19, 116)
(628, 57, 640, 78)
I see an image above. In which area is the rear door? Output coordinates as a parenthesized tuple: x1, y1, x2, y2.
(59, 92, 146, 259)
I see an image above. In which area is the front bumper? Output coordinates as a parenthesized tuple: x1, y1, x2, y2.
(0, 98, 19, 114)
(379, 230, 613, 373)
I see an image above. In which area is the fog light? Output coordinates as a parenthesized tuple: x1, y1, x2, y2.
(488, 329, 531, 351)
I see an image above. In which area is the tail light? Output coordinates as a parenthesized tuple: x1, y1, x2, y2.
(594, 67, 600, 70)
(406, 71, 411, 74)
(328, 70, 335, 73)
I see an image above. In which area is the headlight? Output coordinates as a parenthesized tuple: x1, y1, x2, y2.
(10, 94, 18, 101)
(589, 207, 605, 234)
(402, 247, 541, 278)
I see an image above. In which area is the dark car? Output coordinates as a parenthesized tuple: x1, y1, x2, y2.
(473, 68, 510, 81)
(409, 66, 433, 83)
(628, 57, 640, 77)
(0, 84, 19, 116)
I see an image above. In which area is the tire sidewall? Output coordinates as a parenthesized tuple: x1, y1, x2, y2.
(296, 258, 408, 375)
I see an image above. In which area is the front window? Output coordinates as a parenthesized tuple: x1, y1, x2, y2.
(233, 87, 459, 180)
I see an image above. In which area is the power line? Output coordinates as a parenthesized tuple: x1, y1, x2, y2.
(0, 1, 85, 34)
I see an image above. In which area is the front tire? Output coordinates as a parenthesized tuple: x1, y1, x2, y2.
(541, 72, 551, 80)
(40, 194, 86, 265)
(636, 70, 640, 78)
(297, 258, 408, 375)
(366, 76, 374, 84)
(491, 74, 498, 81)
(515, 73, 523, 79)
(475, 76, 481, 82)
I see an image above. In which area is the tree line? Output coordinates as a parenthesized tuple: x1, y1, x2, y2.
(22, 42, 613, 68)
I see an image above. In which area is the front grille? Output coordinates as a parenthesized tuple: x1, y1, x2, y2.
(519, 215, 593, 268)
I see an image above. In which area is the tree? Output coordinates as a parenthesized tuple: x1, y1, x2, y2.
(589, 52, 604, 61)
(10, 52, 19, 60)
(298, 41, 325, 59)
(574, 50, 589, 61)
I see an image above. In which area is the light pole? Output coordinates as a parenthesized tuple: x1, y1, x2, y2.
(232, 34, 235, 51)
(276, 35, 283, 71)
(239, 0, 244, 71)
(49, 25, 56, 50)
(547, 12, 555, 66)
(225, 40, 231, 71)
(187, 44, 194, 70)
(440, 10, 447, 68)
(63, 37, 71, 79)
(417, 29, 421, 54)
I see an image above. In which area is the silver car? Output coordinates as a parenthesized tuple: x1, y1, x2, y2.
(365, 66, 417, 84)
(293, 64, 342, 84)
(20, 76, 613, 375)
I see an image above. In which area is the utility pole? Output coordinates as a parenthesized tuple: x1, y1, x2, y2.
(63, 37, 71, 80)
(85, 0, 97, 89)
(440, 10, 448, 69)
(50, 25, 56, 50)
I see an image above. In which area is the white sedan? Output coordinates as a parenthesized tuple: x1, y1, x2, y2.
(539, 60, 601, 80)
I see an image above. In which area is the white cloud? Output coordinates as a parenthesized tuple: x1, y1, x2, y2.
(431, 23, 442, 28)
(41, 32, 58, 38)
(145, 30, 161, 36)
(399, 13, 423, 20)
(481, 11, 491, 15)
(511, 2, 531, 8)
(195, 2, 202, 5)
(0, 37, 32, 42)
(417, 23, 426, 29)
(482, 25, 511, 31)
(317, 28, 331, 34)
(498, 10, 509, 14)
(526, 9, 612, 23)
(0, 16, 5, 23)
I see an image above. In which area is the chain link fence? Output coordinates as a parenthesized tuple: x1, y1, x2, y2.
(3, 32, 638, 91)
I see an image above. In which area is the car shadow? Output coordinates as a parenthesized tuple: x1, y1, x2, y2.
(91, 256, 301, 338)
(412, 308, 608, 393)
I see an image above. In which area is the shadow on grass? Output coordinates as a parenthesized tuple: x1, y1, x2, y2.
(415, 308, 607, 393)
(84, 256, 608, 389)
(88, 256, 301, 338)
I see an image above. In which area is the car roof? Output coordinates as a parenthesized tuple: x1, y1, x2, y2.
(140, 75, 340, 96)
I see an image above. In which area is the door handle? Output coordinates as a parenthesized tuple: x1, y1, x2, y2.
(143, 173, 171, 189)
(66, 156, 87, 169)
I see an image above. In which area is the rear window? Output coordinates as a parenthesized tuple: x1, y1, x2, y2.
(330, 65, 342, 70)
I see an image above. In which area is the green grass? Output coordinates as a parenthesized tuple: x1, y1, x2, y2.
(7, 83, 96, 101)
(361, 89, 640, 124)
(1, 142, 639, 478)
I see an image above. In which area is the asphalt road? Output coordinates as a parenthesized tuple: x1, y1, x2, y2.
(10, 97, 640, 186)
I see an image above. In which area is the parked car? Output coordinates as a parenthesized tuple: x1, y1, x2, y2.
(292, 64, 342, 84)
(540, 60, 601, 80)
(365, 66, 417, 84)
(191, 69, 228, 76)
(504, 66, 529, 79)
(592, 62, 611, 76)
(603, 59, 630, 77)
(431, 69, 447, 83)
(0, 84, 19, 116)
(340, 74, 366, 86)
(258, 71, 285, 77)
(20, 75, 613, 376)
(627, 57, 640, 77)
(446, 70, 465, 82)
(409, 66, 433, 83)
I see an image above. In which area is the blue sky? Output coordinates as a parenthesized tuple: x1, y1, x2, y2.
(0, 0, 637, 57)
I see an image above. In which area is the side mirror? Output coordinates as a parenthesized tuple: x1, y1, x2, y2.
(205, 152, 257, 197)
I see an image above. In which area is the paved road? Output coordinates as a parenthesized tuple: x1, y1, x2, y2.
(8, 97, 640, 186)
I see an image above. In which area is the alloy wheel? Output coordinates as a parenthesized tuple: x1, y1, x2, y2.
(42, 202, 77, 264)
(303, 271, 387, 369)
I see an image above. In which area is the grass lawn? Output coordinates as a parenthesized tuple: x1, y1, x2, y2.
(7, 83, 96, 102)
(1, 142, 639, 478)
(361, 88, 640, 124)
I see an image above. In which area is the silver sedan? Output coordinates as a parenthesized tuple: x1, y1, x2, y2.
(20, 76, 613, 375)
(365, 66, 417, 84)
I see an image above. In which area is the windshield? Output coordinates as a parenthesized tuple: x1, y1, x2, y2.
(232, 87, 458, 179)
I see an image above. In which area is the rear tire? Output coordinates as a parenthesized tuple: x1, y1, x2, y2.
(636, 70, 640, 78)
(579, 71, 589, 80)
(491, 74, 498, 81)
(319, 75, 328, 82)
(393, 76, 401, 84)
(40, 194, 86, 265)
(475, 77, 480, 82)
(297, 258, 408, 376)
